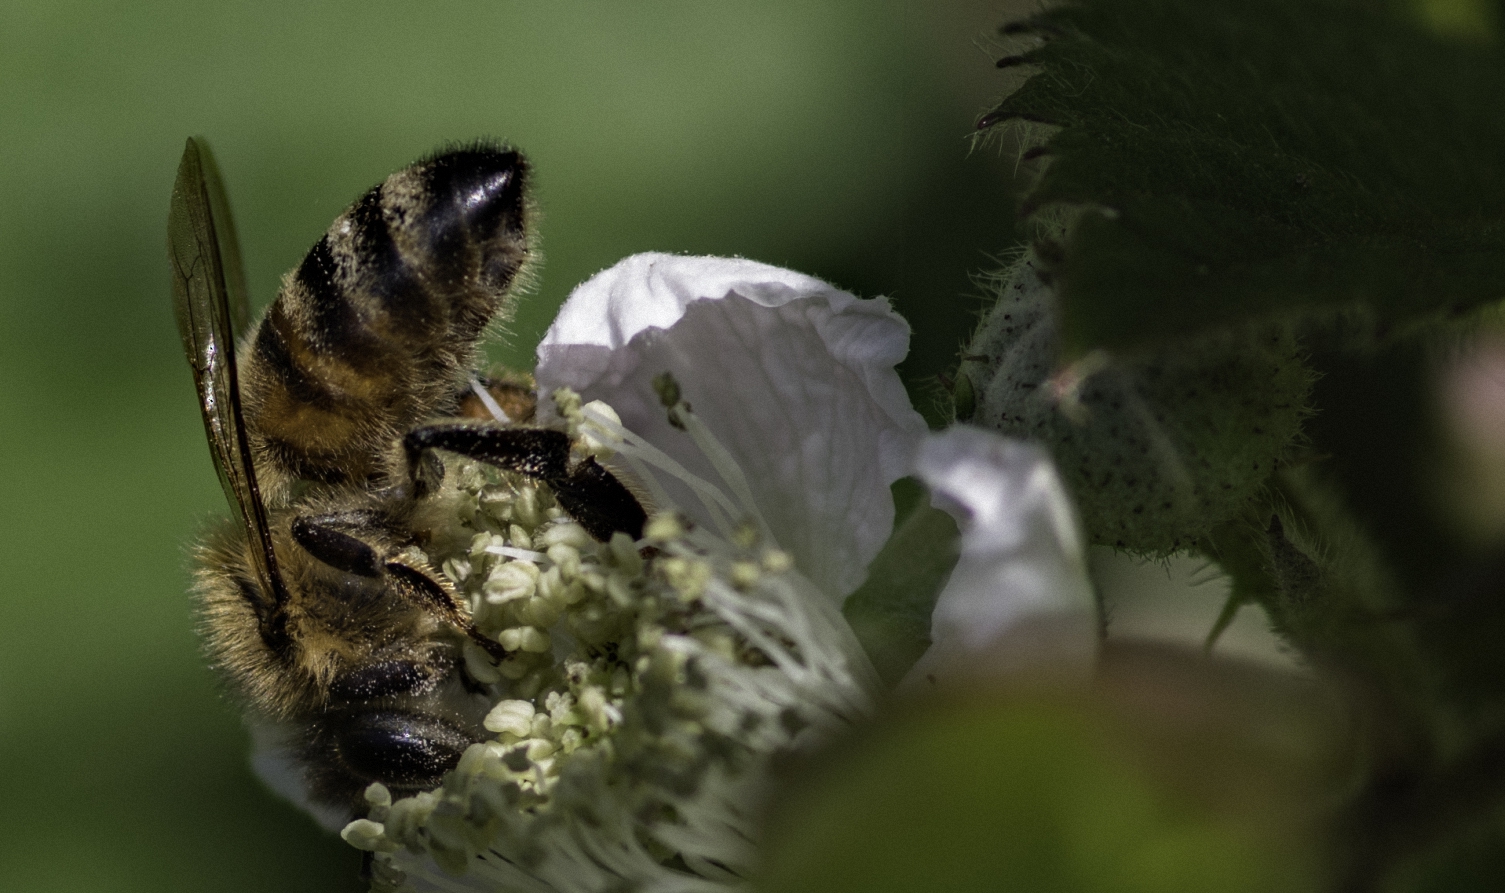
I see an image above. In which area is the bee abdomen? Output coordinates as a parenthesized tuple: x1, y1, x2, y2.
(242, 145, 531, 489)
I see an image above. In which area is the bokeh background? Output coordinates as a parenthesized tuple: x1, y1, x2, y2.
(0, 3, 1033, 891)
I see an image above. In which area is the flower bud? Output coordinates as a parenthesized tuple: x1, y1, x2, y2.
(958, 250, 1312, 554)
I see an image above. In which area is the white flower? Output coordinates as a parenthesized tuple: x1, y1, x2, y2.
(535, 253, 924, 601)
(905, 426, 1099, 688)
(312, 253, 1097, 892)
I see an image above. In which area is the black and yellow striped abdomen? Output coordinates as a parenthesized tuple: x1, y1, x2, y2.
(241, 144, 532, 494)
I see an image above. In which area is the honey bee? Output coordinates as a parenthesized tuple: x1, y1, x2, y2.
(168, 138, 646, 817)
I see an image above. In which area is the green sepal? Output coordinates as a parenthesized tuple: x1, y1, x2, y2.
(1199, 476, 1432, 716)
(844, 492, 961, 689)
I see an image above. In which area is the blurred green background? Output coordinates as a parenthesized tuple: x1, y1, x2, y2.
(0, 2, 1028, 891)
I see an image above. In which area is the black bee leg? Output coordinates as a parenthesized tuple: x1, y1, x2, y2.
(404, 423, 570, 483)
(410, 450, 446, 499)
(384, 558, 509, 661)
(291, 511, 389, 577)
(551, 457, 647, 542)
(404, 423, 646, 540)
(292, 512, 510, 661)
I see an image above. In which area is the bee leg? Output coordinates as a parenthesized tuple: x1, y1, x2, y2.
(292, 513, 510, 662)
(404, 423, 570, 483)
(403, 423, 646, 540)
(551, 457, 648, 542)
(290, 512, 389, 577)
(384, 559, 510, 662)
(410, 449, 446, 499)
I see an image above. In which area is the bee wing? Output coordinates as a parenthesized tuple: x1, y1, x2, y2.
(169, 137, 290, 612)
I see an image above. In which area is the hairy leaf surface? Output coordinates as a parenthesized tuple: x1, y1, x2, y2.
(986, 0, 1505, 354)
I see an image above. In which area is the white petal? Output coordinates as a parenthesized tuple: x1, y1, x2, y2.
(248, 722, 350, 832)
(904, 426, 1099, 688)
(537, 253, 927, 599)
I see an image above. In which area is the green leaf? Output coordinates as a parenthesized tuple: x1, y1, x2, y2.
(986, 0, 1505, 355)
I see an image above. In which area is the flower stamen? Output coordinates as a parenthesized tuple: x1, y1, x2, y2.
(350, 393, 878, 892)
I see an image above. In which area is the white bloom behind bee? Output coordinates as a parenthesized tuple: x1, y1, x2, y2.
(334, 254, 1097, 893)
(356, 452, 877, 892)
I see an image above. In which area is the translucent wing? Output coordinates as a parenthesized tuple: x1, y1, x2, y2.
(169, 137, 290, 616)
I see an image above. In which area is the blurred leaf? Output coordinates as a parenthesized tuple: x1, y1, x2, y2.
(760, 644, 1344, 893)
(1406, 0, 1502, 40)
(984, 0, 1505, 355)
(1299, 344, 1505, 714)
(1189, 335, 1505, 890)
(1388, 811, 1505, 892)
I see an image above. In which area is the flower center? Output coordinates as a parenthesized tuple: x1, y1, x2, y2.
(344, 387, 876, 893)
